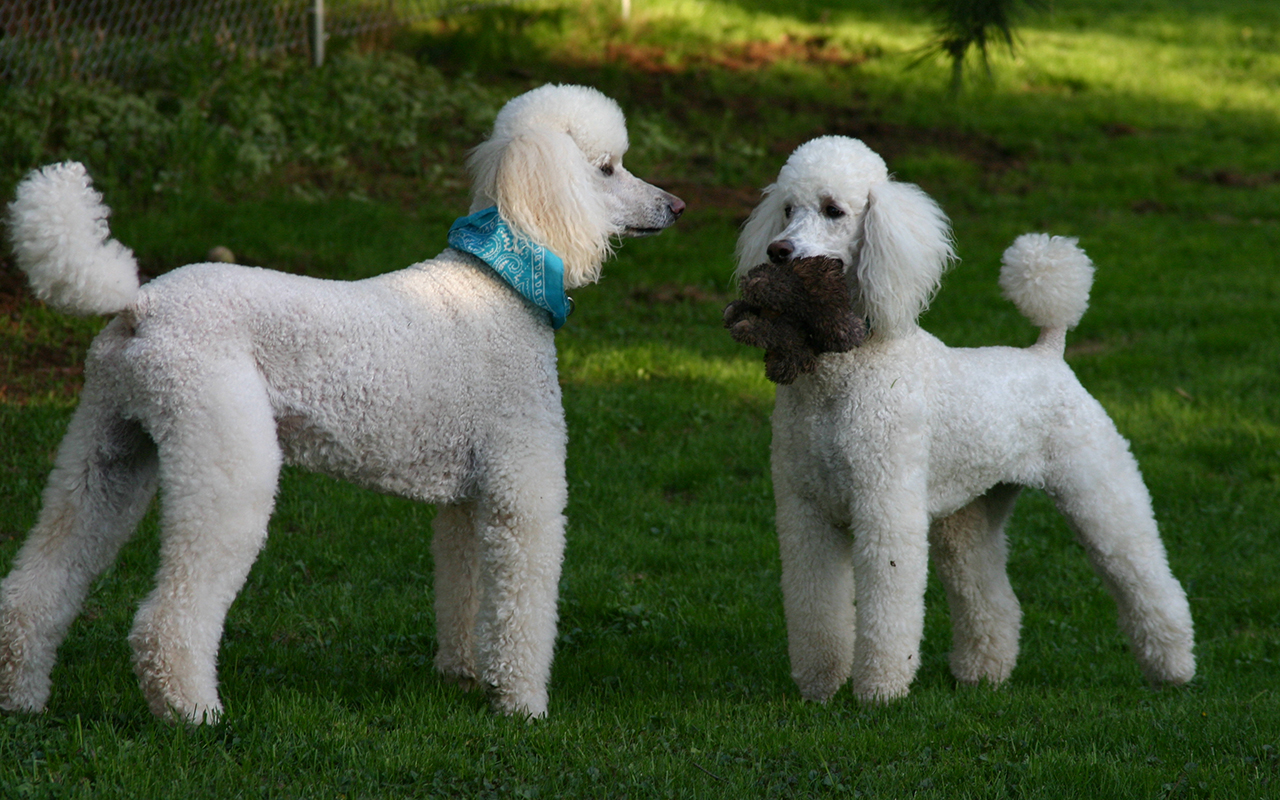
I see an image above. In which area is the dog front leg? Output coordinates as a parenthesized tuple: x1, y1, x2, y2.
(849, 496, 929, 703)
(471, 467, 567, 719)
(776, 489, 855, 703)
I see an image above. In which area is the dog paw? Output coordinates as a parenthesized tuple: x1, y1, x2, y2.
(489, 686, 548, 720)
(437, 665, 483, 693)
(949, 651, 1016, 687)
(851, 660, 916, 704)
(1137, 642, 1196, 687)
(0, 671, 50, 716)
(0, 692, 45, 715)
(791, 660, 852, 703)
(851, 681, 912, 705)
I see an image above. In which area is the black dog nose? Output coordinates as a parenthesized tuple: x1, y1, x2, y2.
(767, 239, 794, 264)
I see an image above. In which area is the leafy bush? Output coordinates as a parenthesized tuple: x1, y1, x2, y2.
(0, 49, 503, 206)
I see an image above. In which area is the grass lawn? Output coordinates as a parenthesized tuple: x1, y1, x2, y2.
(1, 0, 1278, 796)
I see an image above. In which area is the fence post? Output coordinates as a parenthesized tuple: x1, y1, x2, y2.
(308, 0, 326, 67)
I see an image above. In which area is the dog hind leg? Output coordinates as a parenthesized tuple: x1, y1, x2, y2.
(1047, 417, 1195, 685)
(129, 367, 281, 723)
(929, 483, 1023, 687)
(0, 401, 158, 714)
(431, 501, 482, 690)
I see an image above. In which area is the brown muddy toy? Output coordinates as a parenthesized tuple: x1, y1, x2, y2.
(723, 256, 866, 384)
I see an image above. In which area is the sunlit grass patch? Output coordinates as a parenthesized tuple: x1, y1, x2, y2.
(561, 341, 771, 394)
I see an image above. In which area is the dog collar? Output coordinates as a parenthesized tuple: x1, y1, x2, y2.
(448, 206, 573, 330)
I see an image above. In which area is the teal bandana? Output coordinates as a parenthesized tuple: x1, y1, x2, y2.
(448, 206, 573, 330)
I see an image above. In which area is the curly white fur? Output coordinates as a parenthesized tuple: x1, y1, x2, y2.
(8, 161, 139, 315)
(999, 232, 1095, 352)
(743, 136, 1194, 704)
(0, 84, 682, 723)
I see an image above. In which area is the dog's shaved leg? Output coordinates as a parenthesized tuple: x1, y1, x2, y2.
(470, 449, 566, 719)
(129, 367, 281, 724)
(849, 493, 930, 703)
(0, 399, 157, 714)
(1047, 417, 1196, 686)
(929, 484, 1023, 687)
(473, 509, 564, 719)
(431, 502, 481, 690)
(776, 489, 855, 703)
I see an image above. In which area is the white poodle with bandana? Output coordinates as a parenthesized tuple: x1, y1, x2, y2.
(0, 83, 684, 722)
(735, 136, 1194, 703)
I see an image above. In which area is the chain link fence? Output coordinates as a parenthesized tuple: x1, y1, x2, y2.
(0, 0, 492, 84)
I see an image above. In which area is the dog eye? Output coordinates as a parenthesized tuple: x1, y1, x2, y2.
(600, 164, 615, 177)
(784, 204, 793, 219)
(823, 203, 845, 219)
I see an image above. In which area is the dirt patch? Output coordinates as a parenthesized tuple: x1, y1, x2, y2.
(604, 34, 867, 74)
(1206, 169, 1280, 188)
(1131, 199, 1169, 215)
(1101, 123, 1140, 138)
(1175, 167, 1280, 190)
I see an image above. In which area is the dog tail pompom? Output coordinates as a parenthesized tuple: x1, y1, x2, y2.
(7, 161, 140, 316)
(999, 233, 1094, 328)
(999, 233, 1094, 353)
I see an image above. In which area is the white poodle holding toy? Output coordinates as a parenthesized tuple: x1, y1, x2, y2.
(0, 83, 684, 722)
(727, 136, 1194, 703)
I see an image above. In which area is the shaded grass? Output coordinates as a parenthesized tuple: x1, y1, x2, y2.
(2, 0, 1280, 796)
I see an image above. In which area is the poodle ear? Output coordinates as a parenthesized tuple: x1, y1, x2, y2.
(734, 184, 787, 282)
(855, 181, 955, 338)
(468, 128, 611, 289)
